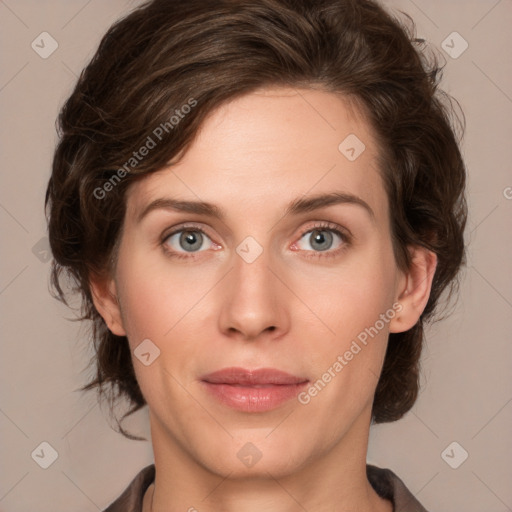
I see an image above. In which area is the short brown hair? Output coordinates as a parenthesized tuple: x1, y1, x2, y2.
(45, 0, 467, 439)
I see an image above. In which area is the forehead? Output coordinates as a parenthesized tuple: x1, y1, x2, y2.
(126, 87, 388, 224)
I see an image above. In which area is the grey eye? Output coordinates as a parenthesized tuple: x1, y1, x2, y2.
(165, 229, 212, 253)
(297, 229, 342, 252)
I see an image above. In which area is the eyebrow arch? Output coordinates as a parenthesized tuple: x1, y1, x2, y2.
(136, 191, 375, 224)
(285, 192, 375, 221)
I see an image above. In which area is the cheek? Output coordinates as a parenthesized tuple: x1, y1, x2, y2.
(113, 255, 203, 404)
(115, 248, 212, 344)
(297, 243, 398, 392)
(298, 246, 397, 340)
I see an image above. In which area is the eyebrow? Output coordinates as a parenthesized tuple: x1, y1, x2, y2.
(135, 191, 375, 224)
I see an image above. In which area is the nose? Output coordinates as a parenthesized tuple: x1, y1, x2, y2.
(218, 243, 289, 341)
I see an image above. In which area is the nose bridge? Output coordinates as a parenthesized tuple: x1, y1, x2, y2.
(218, 235, 287, 339)
(233, 238, 271, 294)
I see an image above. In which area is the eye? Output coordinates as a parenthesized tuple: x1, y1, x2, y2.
(161, 221, 350, 260)
(292, 222, 350, 258)
(162, 224, 219, 259)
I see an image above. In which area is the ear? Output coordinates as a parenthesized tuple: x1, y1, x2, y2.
(389, 245, 438, 333)
(89, 272, 127, 336)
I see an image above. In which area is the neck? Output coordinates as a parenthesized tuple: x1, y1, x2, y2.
(144, 408, 392, 512)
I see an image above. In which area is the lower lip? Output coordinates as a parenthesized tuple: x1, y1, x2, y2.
(201, 381, 309, 412)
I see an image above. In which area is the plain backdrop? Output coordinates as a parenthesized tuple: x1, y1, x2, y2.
(1, 0, 511, 511)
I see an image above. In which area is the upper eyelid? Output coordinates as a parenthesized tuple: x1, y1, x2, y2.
(163, 222, 214, 240)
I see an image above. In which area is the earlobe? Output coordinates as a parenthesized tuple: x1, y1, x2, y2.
(89, 273, 127, 337)
(389, 245, 437, 334)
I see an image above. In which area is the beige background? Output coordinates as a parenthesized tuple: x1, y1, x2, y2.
(1, 0, 511, 510)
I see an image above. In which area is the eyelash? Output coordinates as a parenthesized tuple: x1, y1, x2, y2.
(160, 221, 351, 261)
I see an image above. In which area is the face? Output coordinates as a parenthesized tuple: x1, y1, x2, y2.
(100, 87, 411, 479)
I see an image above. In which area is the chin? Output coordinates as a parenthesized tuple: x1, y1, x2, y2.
(196, 432, 315, 480)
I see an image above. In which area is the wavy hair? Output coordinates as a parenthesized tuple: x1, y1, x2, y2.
(45, 0, 467, 439)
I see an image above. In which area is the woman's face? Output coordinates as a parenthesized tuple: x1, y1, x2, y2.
(104, 87, 409, 478)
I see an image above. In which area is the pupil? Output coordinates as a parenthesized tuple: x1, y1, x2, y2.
(180, 231, 202, 252)
(311, 230, 332, 251)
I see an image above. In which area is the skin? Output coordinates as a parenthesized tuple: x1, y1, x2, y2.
(91, 86, 437, 512)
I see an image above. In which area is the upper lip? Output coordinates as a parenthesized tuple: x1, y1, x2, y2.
(201, 367, 308, 386)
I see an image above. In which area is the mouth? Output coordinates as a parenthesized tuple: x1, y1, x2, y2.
(200, 367, 309, 412)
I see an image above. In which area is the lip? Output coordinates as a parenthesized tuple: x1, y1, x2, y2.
(200, 367, 309, 412)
